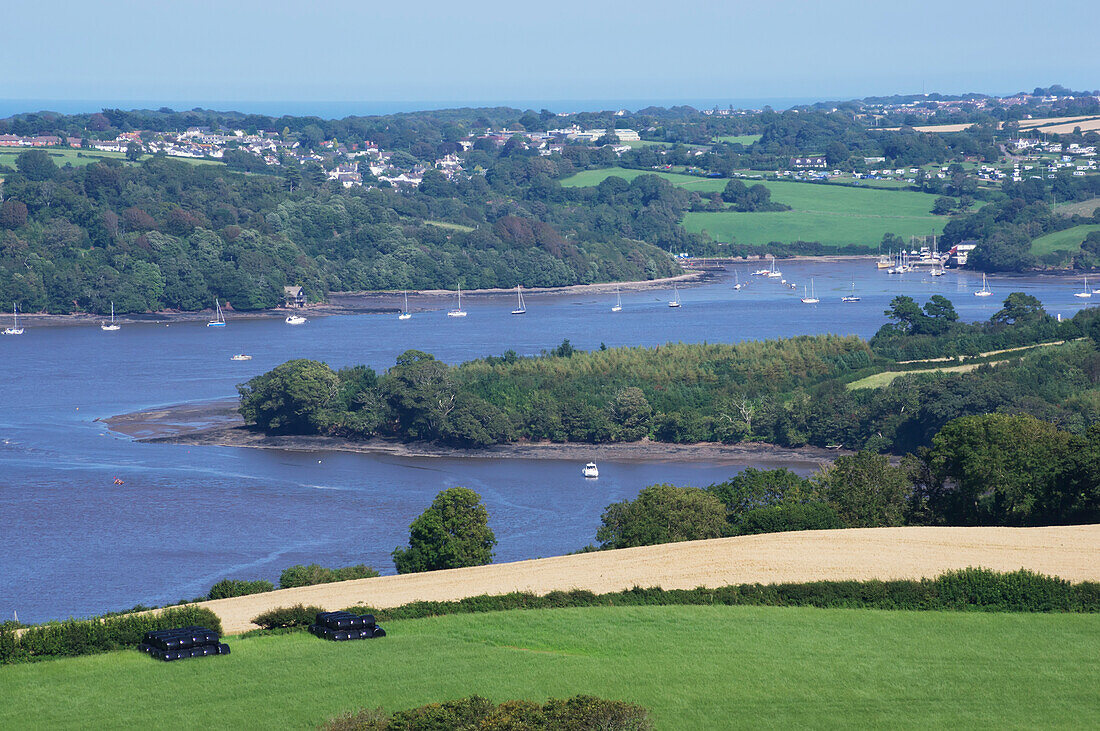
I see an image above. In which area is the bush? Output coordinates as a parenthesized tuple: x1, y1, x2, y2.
(252, 604, 325, 630)
(207, 578, 275, 600)
(322, 695, 652, 730)
(738, 502, 843, 535)
(0, 605, 221, 665)
(279, 564, 379, 589)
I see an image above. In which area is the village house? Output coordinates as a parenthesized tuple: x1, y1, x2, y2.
(283, 286, 307, 308)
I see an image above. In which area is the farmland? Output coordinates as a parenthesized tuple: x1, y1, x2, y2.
(1030, 224, 1100, 255)
(560, 168, 950, 247)
(0, 146, 222, 169)
(2, 605, 1096, 729)
(713, 134, 762, 145)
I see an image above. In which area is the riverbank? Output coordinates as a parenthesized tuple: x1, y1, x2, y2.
(103, 399, 846, 465)
(9, 270, 710, 327)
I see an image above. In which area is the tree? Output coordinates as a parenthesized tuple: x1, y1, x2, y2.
(381, 350, 456, 441)
(706, 468, 819, 526)
(125, 142, 143, 161)
(932, 196, 956, 215)
(0, 200, 28, 230)
(596, 483, 727, 549)
(237, 359, 339, 433)
(816, 451, 910, 528)
(608, 387, 652, 441)
(918, 414, 1078, 525)
(392, 487, 496, 573)
(15, 149, 57, 181)
(992, 292, 1046, 325)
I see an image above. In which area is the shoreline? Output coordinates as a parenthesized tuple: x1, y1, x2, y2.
(103, 399, 846, 465)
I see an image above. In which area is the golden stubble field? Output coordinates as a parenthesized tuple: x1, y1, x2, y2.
(194, 525, 1100, 633)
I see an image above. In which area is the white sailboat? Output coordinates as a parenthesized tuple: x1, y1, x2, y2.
(100, 302, 121, 331)
(1075, 275, 1092, 299)
(733, 271, 743, 290)
(974, 273, 993, 297)
(511, 285, 526, 315)
(3, 303, 23, 335)
(611, 286, 623, 312)
(398, 290, 412, 320)
(767, 257, 782, 278)
(207, 298, 227, 326)
(668, 284, 681, 307)
(800, 279, 819, 304)
(841, 282, 860, 302)
(447, 287, 467, 317)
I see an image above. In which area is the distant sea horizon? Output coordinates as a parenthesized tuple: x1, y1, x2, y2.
(0, 96, 830, 120)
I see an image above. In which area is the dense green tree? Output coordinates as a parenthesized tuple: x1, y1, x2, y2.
(596, 483, 727, 549)
(992, 292, 1046, 325)
(15, 149, 57, 181)
(238, 359, 339, 433)
(706, 468, 820, 526)
(608, 387, 653, 441)
(816, 451, 910, 527)
(392, 487, 496, 573)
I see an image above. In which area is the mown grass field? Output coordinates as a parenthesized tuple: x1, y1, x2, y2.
(1031, 224, 1100, 255)
(0, 146, 221, 169)
(560, 168, 949, 247)
(3, 605, 1097, 729)
(713, 134, 762, 145)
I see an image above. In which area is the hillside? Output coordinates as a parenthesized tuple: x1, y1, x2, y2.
(192, 525, 1100, 634)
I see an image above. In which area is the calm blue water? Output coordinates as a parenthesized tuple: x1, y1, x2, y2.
(0, 261, 1089, 623)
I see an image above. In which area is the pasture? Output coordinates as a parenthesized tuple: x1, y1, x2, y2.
(0, 146, 221, 169)
(2, 605, 1096, 729)
(1030, 224, 1100, 255)
(560, 167, 950, 247)
(713, 134, 762, 145)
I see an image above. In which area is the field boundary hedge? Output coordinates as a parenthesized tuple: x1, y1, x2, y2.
(0, 605, 221, 666)
(241, 568, 1099, 634)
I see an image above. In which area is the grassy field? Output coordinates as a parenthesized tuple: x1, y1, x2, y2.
(560, 168, 948, 247)
(3, 605, 1096, 729)
(713, 134, 762, 145)
(0, 147, 221, 169)
(1031, 224, 1100, 255)
(422, 220, 475, 232)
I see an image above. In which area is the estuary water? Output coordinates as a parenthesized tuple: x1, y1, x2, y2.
(0, 261, 1089, 623)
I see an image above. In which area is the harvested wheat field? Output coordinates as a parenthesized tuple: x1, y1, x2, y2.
(196, 525, 1100, 634)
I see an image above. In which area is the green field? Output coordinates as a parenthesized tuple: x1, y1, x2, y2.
(0, 147, 222, 170)
(560, 168, 950, 247)
(1031, 224, 1100, 255)
(2, 605, 1097, 729)
(713, 134, 762, 145)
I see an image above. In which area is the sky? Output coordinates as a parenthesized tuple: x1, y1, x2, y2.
(2, 0, 1097, 113)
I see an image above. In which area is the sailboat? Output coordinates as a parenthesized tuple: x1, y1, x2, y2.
(974, 273, 993, 297)
(767, 257, 782, 278)
(447, 287, 467, 317)
(100, 302, 121, 331)
(511, 285, 526, 315)
(207, 298, 227, 326)
(611, 286, 623, 312)
(841, 282, 860, 302)
(800, 279, 819, 304)
(1075, 275, 1092, 299)
(733, 271, 743, 290)
(3, 303, 23, 335)
(398, 290, 412, 320)
(668, 284, 681, 308)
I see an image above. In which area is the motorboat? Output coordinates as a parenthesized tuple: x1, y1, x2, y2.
(231, 354, 252, 361)
(285, 314, 307, 325)
(583, 462, 599, 478)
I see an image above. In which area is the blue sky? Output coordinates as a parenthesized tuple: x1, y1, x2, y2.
(2, 0, 1097, 110)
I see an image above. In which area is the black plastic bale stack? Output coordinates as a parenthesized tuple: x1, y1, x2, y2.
(309, 611, 386, 641)
(138, 626, 230, 661)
